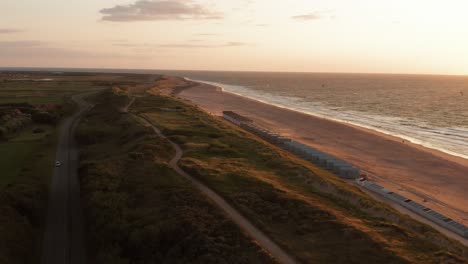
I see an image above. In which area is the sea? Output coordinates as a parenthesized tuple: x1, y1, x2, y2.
(162, 71, 468, 160)
(2, 68, 468, 159)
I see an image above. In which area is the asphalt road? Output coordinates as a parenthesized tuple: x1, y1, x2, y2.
(136, 113, 297, 264)
(42, 92, 95, 264)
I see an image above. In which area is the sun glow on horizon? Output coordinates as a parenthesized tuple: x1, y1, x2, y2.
(1, 0, 468, 75)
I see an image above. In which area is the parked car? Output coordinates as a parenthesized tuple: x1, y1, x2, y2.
(55, 161, 61, 167)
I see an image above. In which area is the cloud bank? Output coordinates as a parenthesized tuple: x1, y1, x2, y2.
(100, 0, 222, 22)
(0, 40, 42, 47)
(158, 41, 248, 48)
(292, 12, 322, 21)
(0, 41, 141, 59)
(112, 41, 249, 49)
(0, 28, 23, 34)
(292, 11, 333, 21)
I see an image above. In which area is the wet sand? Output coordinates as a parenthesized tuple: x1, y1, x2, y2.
(173, 81, 468, 225)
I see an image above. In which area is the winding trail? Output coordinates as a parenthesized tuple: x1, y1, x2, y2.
(133, 108, 297, 264)
(42, 91, 98, 264)
(121, 97, 135, 113)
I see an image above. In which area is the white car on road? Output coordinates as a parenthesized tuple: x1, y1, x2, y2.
(55, 161, 61, 167)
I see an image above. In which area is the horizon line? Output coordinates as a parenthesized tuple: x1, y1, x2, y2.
(1, 66, 467, 78)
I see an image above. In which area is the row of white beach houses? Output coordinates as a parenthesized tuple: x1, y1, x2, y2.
(222, 110, 468, 239)
(282, 141, 361, 179)
(357, 179, 468, 238)
(223, 111, 361, 180)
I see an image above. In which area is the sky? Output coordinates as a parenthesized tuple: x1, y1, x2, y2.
(1, 0, 468, 75)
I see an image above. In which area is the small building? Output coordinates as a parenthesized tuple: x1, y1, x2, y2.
(223, 111, 253, 126)
(357, 179, 468, 238)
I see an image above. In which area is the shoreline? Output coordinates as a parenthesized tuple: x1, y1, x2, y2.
(187, 79, 468, 176)
(167, 77, 468, 226)
(178, 79, 468, 169)
(188, 78, 468, 162)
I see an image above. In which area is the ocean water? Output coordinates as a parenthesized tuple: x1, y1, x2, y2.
(162, 71, 468, 160)
(3, 68, 467, 159)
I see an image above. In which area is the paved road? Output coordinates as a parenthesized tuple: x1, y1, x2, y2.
(42, 92, 96, 264)
(136, 113, 297, 264)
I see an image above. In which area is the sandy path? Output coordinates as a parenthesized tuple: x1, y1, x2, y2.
(121, 97, 135, 113)
(134, 112, 296, 264)
(176, 83, 468, 226)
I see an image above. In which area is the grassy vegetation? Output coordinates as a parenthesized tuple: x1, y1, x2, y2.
(1, 71, 465, 263)
(0, 141, 40, 184)
(0, 81, 91, 107)
(10, 125, 54, 142)
(133, 93, 468, 264)
(0, 125, 57, 263)
(0, 96, 64, 105)
(77, 90, 275, 263)
(0, 71, 134, 263)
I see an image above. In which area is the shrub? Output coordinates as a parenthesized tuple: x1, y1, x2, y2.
(32, 112, 57, 124)
(32, 128, 45, 134)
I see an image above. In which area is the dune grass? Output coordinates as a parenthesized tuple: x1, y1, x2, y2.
(133, 93, 467, 264)
(77, 90, 275, 263)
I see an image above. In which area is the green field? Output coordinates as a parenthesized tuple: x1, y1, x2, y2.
(0, 96, 64, 105)
(0, 124, 55, 185)
(0, 141, 39, 185)
(0, 123, 58, 264)
(10, 125, 54, 142)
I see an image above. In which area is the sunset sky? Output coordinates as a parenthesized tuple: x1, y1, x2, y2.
(1, 0, 468, 75)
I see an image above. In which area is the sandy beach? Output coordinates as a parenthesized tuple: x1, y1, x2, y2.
(170, 80, 468, 226)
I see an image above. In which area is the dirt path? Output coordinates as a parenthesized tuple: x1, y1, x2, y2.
(121, 97, 135, 113)
(42, 91, 98, 264)
(128, 104, 296, 263)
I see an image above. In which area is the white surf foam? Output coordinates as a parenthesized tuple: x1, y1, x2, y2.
(187, 78, 468, 160)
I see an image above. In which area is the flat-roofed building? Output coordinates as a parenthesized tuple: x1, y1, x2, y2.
(223, 111, 253, 126)
(356, 178, 468, 238)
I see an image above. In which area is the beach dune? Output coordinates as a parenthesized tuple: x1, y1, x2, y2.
(174, 81, 468, 226)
